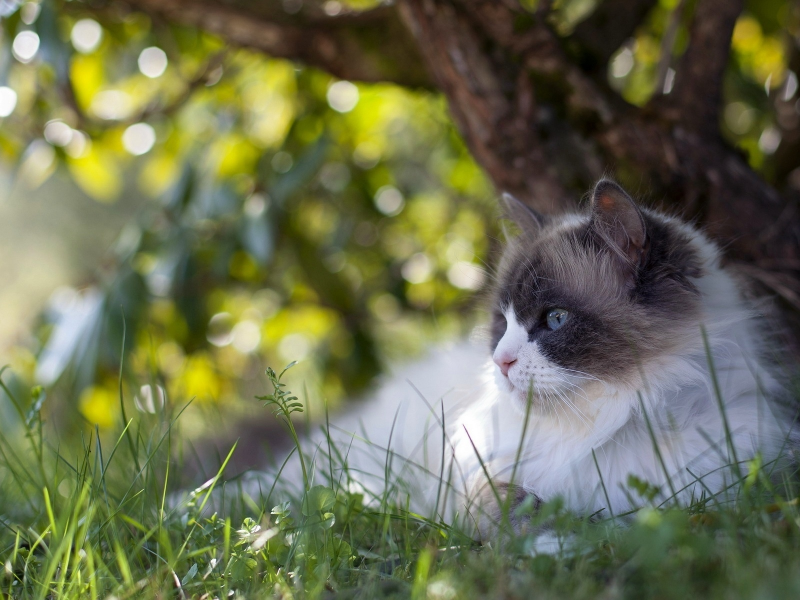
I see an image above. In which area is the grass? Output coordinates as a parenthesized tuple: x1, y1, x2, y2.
(1, 363, 800, 600)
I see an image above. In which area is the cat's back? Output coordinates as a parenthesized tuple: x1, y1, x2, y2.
(286, 340, 493, 500)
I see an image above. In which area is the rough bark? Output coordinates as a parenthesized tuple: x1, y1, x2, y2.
(397, 0, 576, 212)
(770, 33, 800, 190)
(667, 0, 744, 135)
(117, 0, 432, 88)
(110, 0, 800, 332)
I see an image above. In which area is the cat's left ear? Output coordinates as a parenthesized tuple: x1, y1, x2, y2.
(501, 192, 545, 234)
(588, 179, 647, 270)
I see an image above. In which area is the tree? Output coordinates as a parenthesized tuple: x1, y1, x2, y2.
(114, 0, 800, 332)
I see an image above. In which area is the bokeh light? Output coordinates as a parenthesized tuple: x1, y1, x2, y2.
(71, 19, 103, 54)
(43, 120, 74, 147)
(12, 30, 39, 63)
(122, 123, 156, 155)
(374, 186, 405, 216)
(20, 1, 40, 24)
(327, 80, 359, 113)
(0, 86, 17, 117)
(90, 90, 134, 121)
(138, 46, 168, 78)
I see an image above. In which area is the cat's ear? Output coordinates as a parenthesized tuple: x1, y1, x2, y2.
(501, 192, 545, 234)
(588, 179, 647, 269)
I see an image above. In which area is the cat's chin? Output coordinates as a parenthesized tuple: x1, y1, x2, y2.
(493, 373, 545, 414)
(493, 370, 515, 394)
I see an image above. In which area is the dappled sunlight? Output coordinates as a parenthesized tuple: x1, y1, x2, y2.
(0, 0, 799, 597)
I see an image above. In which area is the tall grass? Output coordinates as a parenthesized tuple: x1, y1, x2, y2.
(1, 361, 800, 599)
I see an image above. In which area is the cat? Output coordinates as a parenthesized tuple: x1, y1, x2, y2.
(269, 179, 796, 540)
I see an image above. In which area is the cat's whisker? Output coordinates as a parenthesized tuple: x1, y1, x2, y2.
(547, 388, 571, 430)
(557, 367, 603, 382)
(555, 384, 591, 415)
(538, 386, 560, 427)
(550, 386, 592, 429)
(564, 373, 600, 382)
(553, 377, 591, 400)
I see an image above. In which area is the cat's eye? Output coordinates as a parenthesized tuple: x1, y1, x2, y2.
(545, 308, 569, 331)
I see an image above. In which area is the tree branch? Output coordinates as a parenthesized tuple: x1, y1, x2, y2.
(60, 50, 227, 130)
(119, 0, 432, 88)
(769, 35, 800, 190)
(459, 1, 616, 128)
(571, 0, 659, 73)
(654, 0, 687, 94)
(668, 0, 744, 135)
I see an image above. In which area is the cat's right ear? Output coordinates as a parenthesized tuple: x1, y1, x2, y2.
(588, 179, 647, 273)
(501, 192, 545, 234)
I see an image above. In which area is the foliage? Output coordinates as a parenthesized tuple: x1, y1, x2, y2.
(258, 361, 309, 487)
(0, 0, 498, 438)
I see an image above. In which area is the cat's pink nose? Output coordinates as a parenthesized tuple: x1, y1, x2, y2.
(494, 354, 517, 377)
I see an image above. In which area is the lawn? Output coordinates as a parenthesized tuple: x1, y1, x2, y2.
(1, 364, 799, 600)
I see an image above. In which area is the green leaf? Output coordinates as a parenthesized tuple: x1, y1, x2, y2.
(181, 563, 198, 585)
(302, 485, 336, 516)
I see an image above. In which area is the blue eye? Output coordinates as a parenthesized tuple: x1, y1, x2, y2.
(546, 308, 569, 330)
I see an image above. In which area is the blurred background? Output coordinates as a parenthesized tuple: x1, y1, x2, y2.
(0, 0, 797, 477)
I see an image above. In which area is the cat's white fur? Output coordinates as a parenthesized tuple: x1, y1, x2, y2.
(277, 219, 794, 535)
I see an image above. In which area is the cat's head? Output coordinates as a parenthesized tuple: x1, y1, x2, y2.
(490, 179, 705, 413)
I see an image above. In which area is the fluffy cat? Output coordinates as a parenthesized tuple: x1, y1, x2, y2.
(273, 179, 796, 538)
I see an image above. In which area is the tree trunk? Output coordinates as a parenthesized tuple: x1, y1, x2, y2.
(116, 0, 800, 338)
(396, 0, 800, 339)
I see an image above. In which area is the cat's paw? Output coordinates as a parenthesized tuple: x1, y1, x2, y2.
(473, 482, 542, 542)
